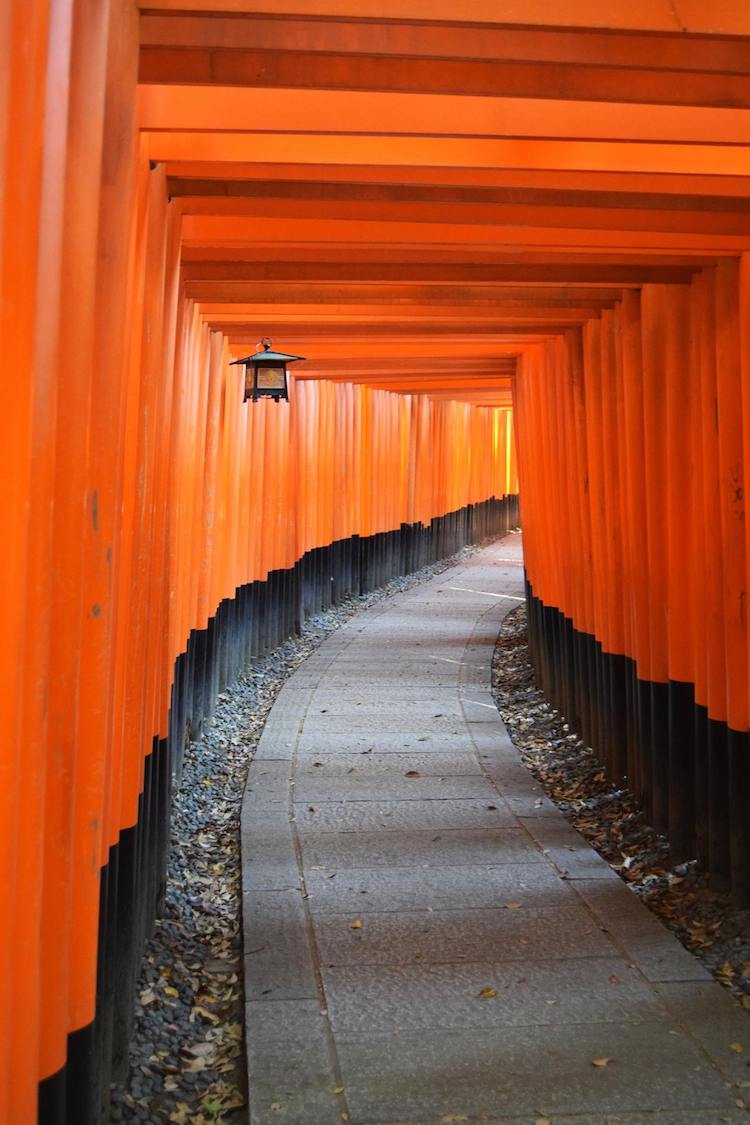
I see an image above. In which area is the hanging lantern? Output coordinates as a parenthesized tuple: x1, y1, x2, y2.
(230, 337, 305, 403)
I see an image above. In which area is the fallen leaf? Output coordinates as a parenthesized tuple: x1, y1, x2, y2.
(535, 1119, 551, 1125)
(505, 902, 522, 910)
(139, 988, 156, 1006)
(592, 1057, 612, 1067)
(350, 919, 363, 929)
(405, 770, 420, 778)
(191, 1005, 220, 1025)
(334, 1086, 345, 1094)
(183, 1041, 216, 1058)
(609, 975, 619, 985)
(440, 1117, 469, 1123)
(742, 997, 750, 1010)
(271, 1104, 282, 1112)
(478, 987, 497, 999)
(730, 1042, 743, 1053)
(183, 1056, 210, 1072)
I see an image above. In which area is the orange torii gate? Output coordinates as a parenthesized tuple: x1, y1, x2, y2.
(3, 1, 750, 1121)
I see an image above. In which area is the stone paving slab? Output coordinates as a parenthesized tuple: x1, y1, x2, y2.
(333, 1022, 738, 1121)
(242, 760, 292, 820)
(301, 826, 543, 870)
(305, 699, 465, 716)
(296, 750, 481, 776)
(518, 816, 618, 880)
(293, 797, 516, 833)
(243, 890, 317, 1001)
(313, 904, 614, 967)
(253, 739, 297, 764)
(302, 713, 466, 734)
(304, 861, 578, 915)
(323, 957, 664, 1033)
(318, 678, 463, 691)
(245, 1000, 341, 1125)
(374, 1112, 750, 1124)
(570, 878, 715, 984)
(298, 731, 477, 754)
(320, 664, 461, 680)
(296, 771, 493, 804)
(312, 656, 462, 668)
(652, 980, 750, 1085)
(504, 792, 565, 819)
(310, 687, 469, 703)
(242, 538, 748, 1123)
(241, 823, 300, 891)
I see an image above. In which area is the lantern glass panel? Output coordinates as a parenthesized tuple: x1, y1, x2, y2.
(244, 365, 254, 400)
(256, 365, 287, 391)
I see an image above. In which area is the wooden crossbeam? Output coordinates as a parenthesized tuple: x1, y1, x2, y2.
(136, 2, 750, 403)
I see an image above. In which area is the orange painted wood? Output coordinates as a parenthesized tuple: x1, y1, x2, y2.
(135, 0, 750, 36)
(8, 2, 750, 1115)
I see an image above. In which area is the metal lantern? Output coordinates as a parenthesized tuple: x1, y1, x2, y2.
(230, 337, 305, 403)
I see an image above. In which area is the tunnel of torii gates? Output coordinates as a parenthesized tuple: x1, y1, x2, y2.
(6, 0, 750, 1120)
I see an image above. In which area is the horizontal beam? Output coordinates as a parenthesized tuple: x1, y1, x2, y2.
(140, 85, 750, 147)
(164, 163, 750, 199)
(140, 16, 750, 74)
(182, 257, 698, 284)
(296, 374, 514, 384)
(147, 132, 750, 177)
(223, 338, 545, 354)
(134, 1, 750, 37)
(197, 315, 598, 330)
(139, 47, 750, 108)
(169, 179, 750, 216)
(425, 387, 514, 396)
(222, 326, 584, 342)
(174, 195, 750, 236)
(182, 284, 617, 309)
(297, 374, 516, 385)
(195, 316, 557, 334)
(184, 272, 627, 303)
(222, 357, 520, 370)
(178, 213, 750, 251)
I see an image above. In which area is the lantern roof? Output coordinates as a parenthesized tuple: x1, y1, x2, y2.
(230, 349, 305, 365)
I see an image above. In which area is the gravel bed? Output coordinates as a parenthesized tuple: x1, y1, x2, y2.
(492, 604, 750, 1014)
(109, 544, 478, 1125)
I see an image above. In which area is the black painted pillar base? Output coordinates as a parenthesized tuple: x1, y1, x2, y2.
(525, 579, 750, 907)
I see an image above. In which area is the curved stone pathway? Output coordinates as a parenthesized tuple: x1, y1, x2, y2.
(242, 537, 748, 1125)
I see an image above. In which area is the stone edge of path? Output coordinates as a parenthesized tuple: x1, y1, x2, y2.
(241, 546, 750, 1125)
